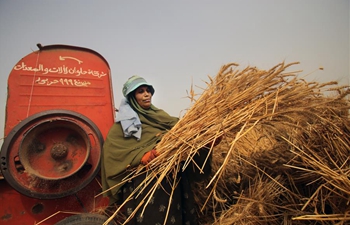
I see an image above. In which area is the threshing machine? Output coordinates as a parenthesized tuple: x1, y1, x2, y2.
(0, 44, 116, 224)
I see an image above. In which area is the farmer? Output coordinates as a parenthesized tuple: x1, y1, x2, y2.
(101, 75, 212, 225)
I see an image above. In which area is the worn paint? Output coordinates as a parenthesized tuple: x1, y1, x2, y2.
(0, 44, 115, 224)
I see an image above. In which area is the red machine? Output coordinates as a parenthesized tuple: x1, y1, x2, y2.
(0, 44, 115, 224)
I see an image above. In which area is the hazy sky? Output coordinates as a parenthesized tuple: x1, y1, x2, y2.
(0, 0, 349, 143)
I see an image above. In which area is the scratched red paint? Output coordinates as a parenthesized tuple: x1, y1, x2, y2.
(5, 44, 115, 139)
(0, 45, 115, 225)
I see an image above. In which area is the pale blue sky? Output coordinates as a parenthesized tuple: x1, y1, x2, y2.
(0, 0, 349, 143)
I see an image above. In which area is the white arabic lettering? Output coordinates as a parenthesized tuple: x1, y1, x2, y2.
(35, 77, 91, 87)
(14, 62, 107, 78)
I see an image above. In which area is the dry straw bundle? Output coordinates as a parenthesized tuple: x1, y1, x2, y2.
(105, 62, 350, 225)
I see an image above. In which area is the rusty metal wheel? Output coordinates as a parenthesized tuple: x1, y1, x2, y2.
(0, 110, 103, 199)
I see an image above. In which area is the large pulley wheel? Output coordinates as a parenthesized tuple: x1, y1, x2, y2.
(0, 110, 103, 199)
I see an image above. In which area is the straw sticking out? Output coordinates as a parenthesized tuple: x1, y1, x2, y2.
(106, 62, 350, 225)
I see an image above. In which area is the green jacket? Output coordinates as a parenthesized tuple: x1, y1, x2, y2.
(101, 97, 178, 204)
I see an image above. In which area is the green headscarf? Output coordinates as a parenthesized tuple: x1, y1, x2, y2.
(101, 96, 178, 204)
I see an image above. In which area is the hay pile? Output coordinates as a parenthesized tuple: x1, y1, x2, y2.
(106, 62, 350, 225)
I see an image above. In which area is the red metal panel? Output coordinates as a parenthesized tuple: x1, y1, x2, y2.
(0, 44, 115, 224)
(5, 44, 115, 139)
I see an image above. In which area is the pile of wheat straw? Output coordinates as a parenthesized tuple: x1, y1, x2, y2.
(104, 62, 350, 225)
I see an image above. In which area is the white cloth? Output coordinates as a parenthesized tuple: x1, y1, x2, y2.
(116, 98, 142, 140)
